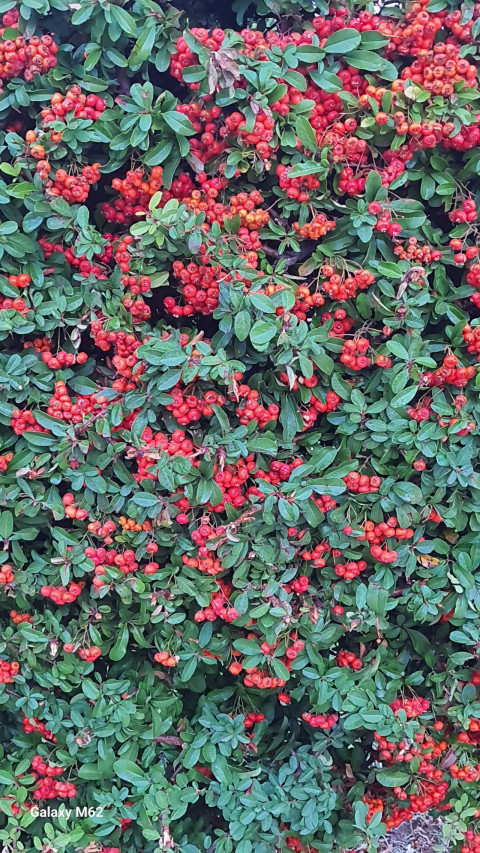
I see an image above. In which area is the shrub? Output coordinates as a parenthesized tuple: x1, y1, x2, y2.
(0, 0, 479, 851)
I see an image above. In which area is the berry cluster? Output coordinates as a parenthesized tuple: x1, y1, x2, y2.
(41, 582, 84, 605)
(277, 165, 321, 202)
(463, 324, 480, 357)
(39, 235, 114, 280)
(0, 11, 57, 83)
(11, 409, 48, 435)
(321, 309, 355, 338)
(293, 213, 336, 239)
(38, 163, 101, 204)
(274, 285, 325, 324)
(243, 712, 265, 729)
(194, 586, 238, 623)
(255, 458, 303, 486)
(462, 830, 480, 853)
(178, 102, 225, 163)
(182, 188, 268, 234)
(0, 295, 28, 314)
(84, 546, 139, 590)
(449, 198, 478, 224)
(32, 755, 63, 777)
(121, 273, 151, 297)
(236, 111, 275, 160)
(338, 167, 367, 197)
(78, 646, 102, 662)
(211, 455, 256, 512)
(320, 265, 375, 301)
(130, 427, 195, 483)
(301, 711, 337, 729)
(42, 349, 88, 369)
(62, 493, 88, 521)
(340, 338, 371, 370)
(336, 650, 362, 670)
(394, 237, 442, 264)
(0, 659, 19, 683)
(343, 472, 381, 493)
(423, 355, 476, 388)
(170, 27, 227, 85)
(368, 204, 403, 237)
(154, 650, 179, 667)
(334, 560, 367, 581)
(242, 669, 287, 690)
(182, 551, 225, 577)
(357, 517, 414, 545)
(166, 385, 226, 425)
(102, 166, 163, 224)
(90, 323, 143, 392)
(401, 44, 477, 96)
(370, 545, 398, 564)
(0, 451, 12, 473)
(47, 381, 108, 423)
(390, 697, 430, 718)
(165, 260, 243, 317)
(117, 517, 149, 535)
(33, 772, 77, 800)
(10, 610, 33, 624)
(0, 563, 14, 585)
(41, 86, 106, 126)
(236, 386, 279, 428)
(407, 400, 431, 422)
(291, 575, 309, 594)
(22, 716, 56, 742)
(450, 240, 479, 267)
(302, 541, 336, 568)
(7, 273, 31, 289)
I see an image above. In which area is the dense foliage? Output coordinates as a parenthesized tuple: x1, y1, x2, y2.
(0, 0, 480, 851)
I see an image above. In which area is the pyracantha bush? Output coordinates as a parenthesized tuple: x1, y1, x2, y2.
(0, 0, 479, 851)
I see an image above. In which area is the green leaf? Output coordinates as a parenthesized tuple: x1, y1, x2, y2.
(249, 292, 276, 314)
(163, 111, 196, 136)
(129, 22, 157, 67)
(377, 261, 403, 280)
(109, 625, 129, 661)
(386, 341, 409, 359)
(133, 493, 160, 508)
(181, 656, 198, 681)
(323, 29, 362, 54)
(289, 161, 326, 178)
(234, 309, 251, 341)
(249, 320, 278, 349)
(390, 386, 418, 408)
(393, 482, 423, 504)
(110, 5, 137, 35)
(77, 764, 101, 780)
(347, 50, 388, 72)
(271, 658, 290, 680)
(144, 140, 173, 166)
(295, 116, 318, 152)
(278, 498, 299, 523)
(364, 170, 382, 203)
(112, 759, 149, 787)
(294, 45, 325, 63)
(0, 770, 14, 784)
(376, 769, 410, 787)
(0, 511, 13, 539)
(67, 377, 99, 395)
(309, 69, 342, 93)
(359, 31, 390, 50)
